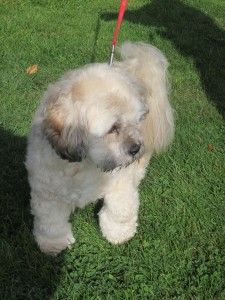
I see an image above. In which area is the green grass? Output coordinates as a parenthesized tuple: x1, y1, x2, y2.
(0, 0, 225, 299)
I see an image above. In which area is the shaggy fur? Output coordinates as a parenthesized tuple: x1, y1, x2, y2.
(26, 42, 174, 255)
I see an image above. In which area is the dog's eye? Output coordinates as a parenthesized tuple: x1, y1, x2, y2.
(140, 111, 149, 121)
(108, 124, 120, 134)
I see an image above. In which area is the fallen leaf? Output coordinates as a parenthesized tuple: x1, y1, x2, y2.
(26, 64, 38, 74)
(209, 143, 213, 151)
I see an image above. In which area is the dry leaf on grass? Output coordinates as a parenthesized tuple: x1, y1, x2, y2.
(26, 64, 38, 74)
(209, 143, 213, 151)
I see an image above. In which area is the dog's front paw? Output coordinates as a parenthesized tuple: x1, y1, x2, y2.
(99, 208, 137, 244)
(35, 232, 75, 255)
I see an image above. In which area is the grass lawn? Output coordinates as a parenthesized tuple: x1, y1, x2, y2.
(0, 0, 224, 299)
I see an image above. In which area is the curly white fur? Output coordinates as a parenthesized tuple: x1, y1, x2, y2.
(26, 42, 174, 255)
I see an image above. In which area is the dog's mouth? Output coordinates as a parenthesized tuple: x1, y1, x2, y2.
(100, 158, 139, 173)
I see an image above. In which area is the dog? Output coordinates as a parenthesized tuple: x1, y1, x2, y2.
(26, 42, 174, 255)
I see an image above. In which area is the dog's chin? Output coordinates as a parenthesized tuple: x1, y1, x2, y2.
(98, 153, 143, 173)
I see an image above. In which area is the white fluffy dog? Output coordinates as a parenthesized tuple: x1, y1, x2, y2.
(26, 42, 174, 255)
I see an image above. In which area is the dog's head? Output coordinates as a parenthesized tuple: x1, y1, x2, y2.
(42, 64, 149, 171)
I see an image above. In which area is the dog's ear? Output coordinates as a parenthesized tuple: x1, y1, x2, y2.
(42, 86, 88, 162)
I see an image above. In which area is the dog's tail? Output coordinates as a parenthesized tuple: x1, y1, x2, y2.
(118, 41, 174, 153)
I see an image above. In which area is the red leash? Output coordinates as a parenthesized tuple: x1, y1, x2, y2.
(109, 0, 129, 66)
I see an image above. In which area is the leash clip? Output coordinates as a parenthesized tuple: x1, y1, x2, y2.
(109, 45, 115, 66)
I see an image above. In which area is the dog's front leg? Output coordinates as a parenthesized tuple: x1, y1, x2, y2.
(99, 171, 139, 244)
(31, 195, 75, 255)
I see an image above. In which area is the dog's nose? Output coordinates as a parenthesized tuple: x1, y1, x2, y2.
(128, 144, 141, 156)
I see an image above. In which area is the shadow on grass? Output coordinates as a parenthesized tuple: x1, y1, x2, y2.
(102, 0, 225, 119)
(0, 127, 62, 300)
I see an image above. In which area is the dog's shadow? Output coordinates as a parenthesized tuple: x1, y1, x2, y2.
(93, 199, 104, 225)
(102, 0, 225, 119)
(0, 126, 62, 299)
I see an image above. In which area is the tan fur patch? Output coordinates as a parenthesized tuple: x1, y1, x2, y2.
(141, 114, 154, 152)
(71, 83, 85, 102)
(46, 105, 64, 134)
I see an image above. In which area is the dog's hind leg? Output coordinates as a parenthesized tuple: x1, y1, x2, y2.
(31, 193, 75, 255)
